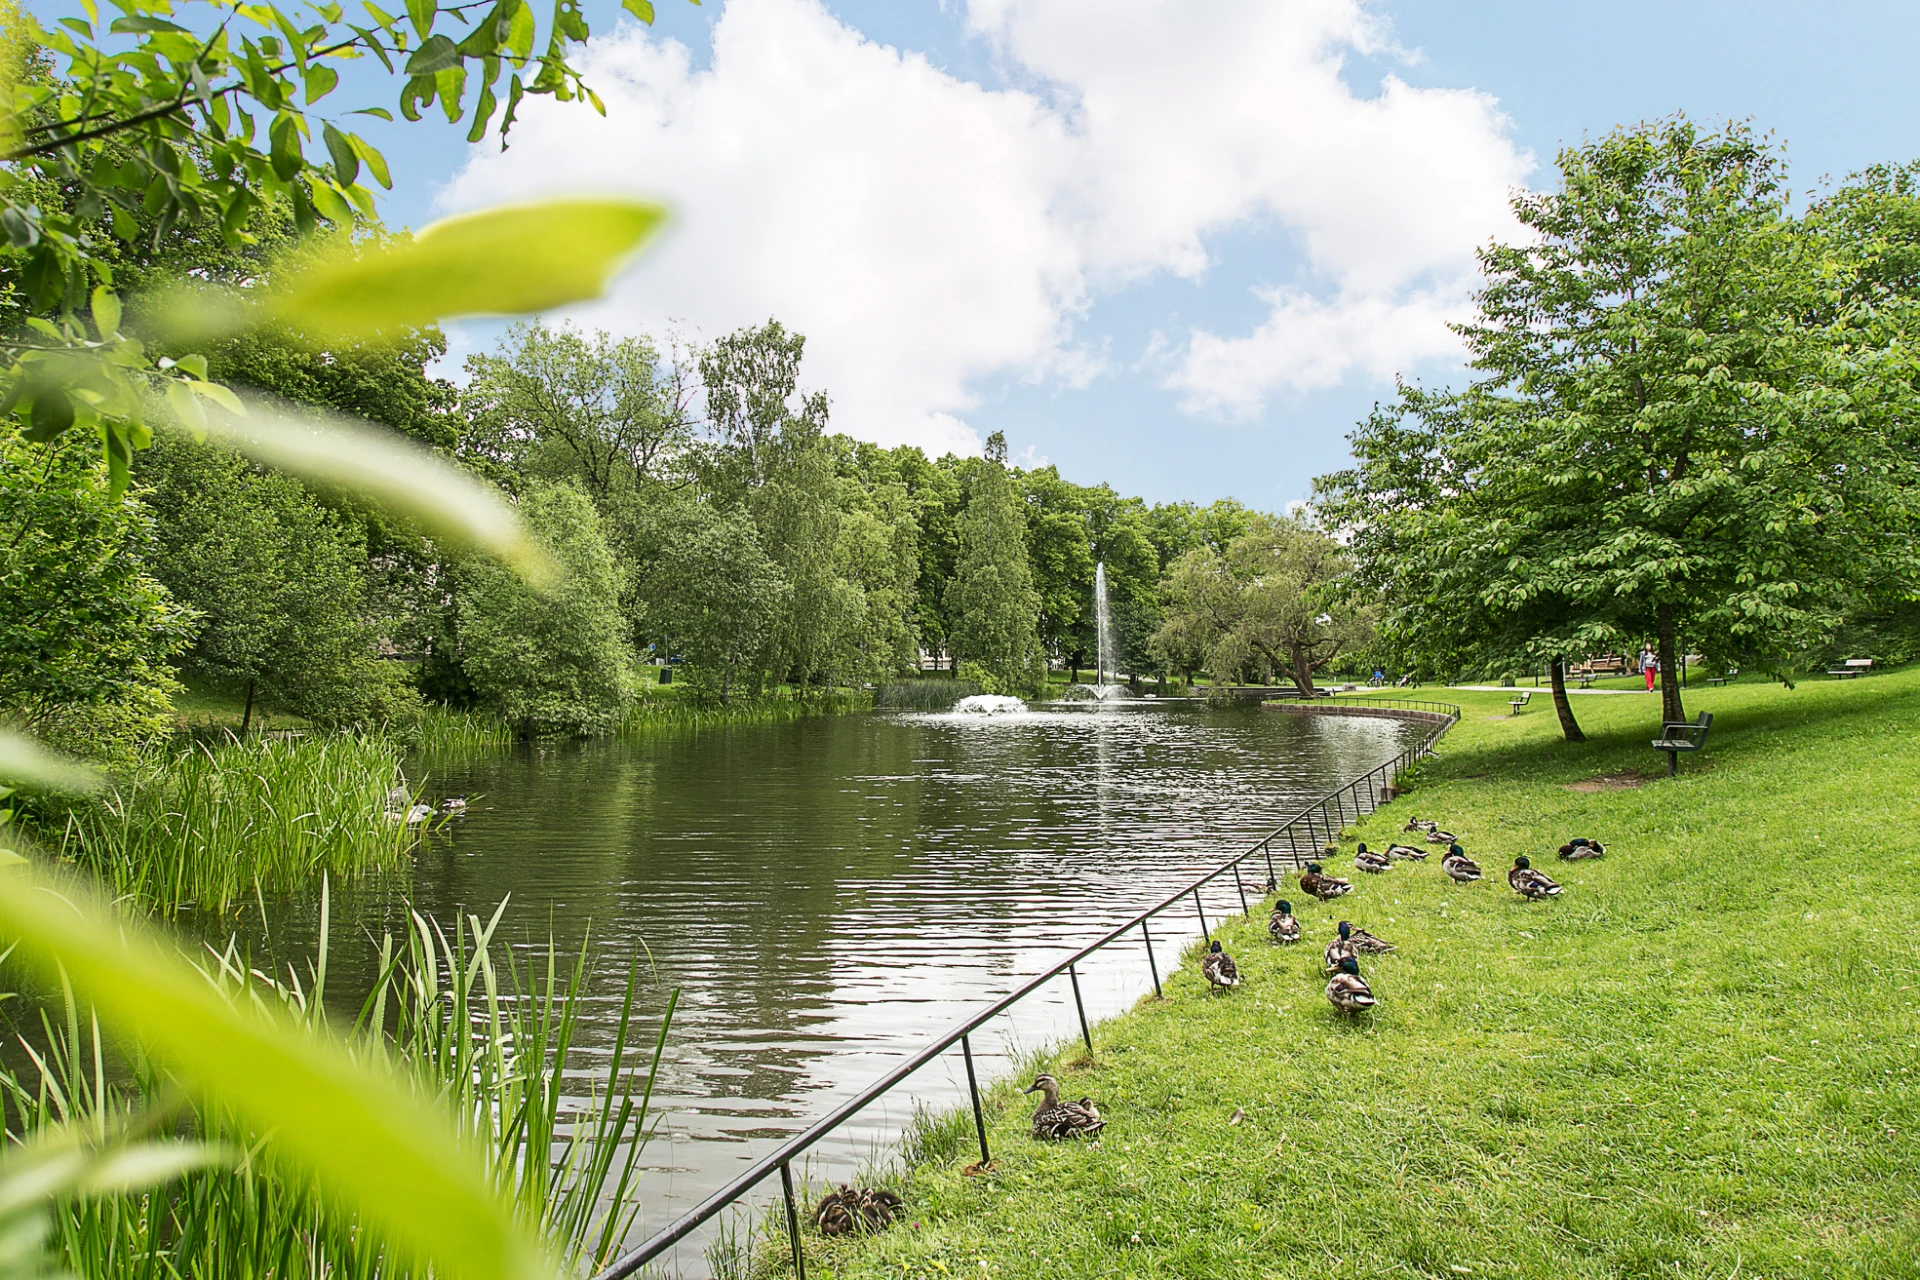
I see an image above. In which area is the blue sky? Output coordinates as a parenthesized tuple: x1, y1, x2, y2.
(356, 1, 1920, 510)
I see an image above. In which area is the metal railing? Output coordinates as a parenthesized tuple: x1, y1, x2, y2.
(596, 698, 1460, 1279)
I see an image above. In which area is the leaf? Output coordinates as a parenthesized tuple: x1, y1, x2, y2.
(107, 15, 190, 32)
(0, 864, 554, 1280)
(25, 388, 75, 442)
(304, 63, 341, 104)
(620, 0, 655, 21)
(267, 198, 666, 340)
(405, 33, 460, 75)
(0, 731, 102, 794)
(192, 393, 555, 585)
(309, 180, 355, 225)
(269, 113, 304, 182)
(91, 287, 122, 339)
(81, 1141, 231, 1194)
(351, 134, 393, 189)
(321, 122, 361, 186)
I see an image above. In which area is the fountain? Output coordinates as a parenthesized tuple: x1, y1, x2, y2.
(1061, 562, 1127, 702)
(952, 693, 1028, 715)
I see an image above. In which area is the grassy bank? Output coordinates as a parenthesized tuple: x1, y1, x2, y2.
(805, 669, 1920, 1279)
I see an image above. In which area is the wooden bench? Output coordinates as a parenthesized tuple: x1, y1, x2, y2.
(1705, 668, 1738, 687)
(1828, 658, 1873, 679)
(1508, 690, 1532, 714)
(1651, 711, 1713, 776)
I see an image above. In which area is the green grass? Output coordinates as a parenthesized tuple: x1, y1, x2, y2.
(874, 679, 986, 710)
(620, 684, 872, 731)
(51, 733, 420, 914)
(797, 668, 1920, 1279)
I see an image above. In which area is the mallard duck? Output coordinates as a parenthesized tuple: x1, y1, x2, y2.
(1300, 862, 1353, 900)
(1264, 874, 1279, 895)
(1346, 923, 1396, 954)
(1025, 1073, 1106, 1140)
(1201, 940, 1242, 991)
(1557, 838, 1605, 860)
(1324, 921, 1357, 973)
(813, 1185, 904, 1236)
(1425, 827, 1459, 844)
(386, 802, 435, 826)
(1269, 899, 1302, 944)
(1384, 842, 1429, 860)
(1325, 955, 1376, 1013)
(1441, 843, 1483, 883)
(1402, 818, 1438, 834)
(436, 795, 468, 816)
(1509, 855, 1563, 899)
(1353, 843, 1392, 874)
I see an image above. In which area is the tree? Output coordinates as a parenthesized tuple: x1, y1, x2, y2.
(138, 433, 414, 729)
(454, 482, 631, 736)
(462, 322, 697, 503)
(0, 430, 188, 760)
(1152, 513, 1370, 696)
(1019, 466, 1092, 673)
(635, 504, 789, 706)
(1322, 119, 1920, 727)
(944, 433, 1044, 695)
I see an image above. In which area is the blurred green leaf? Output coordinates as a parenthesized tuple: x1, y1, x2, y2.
(194, 394, 556, 586)
(0, 864, 553, 1280)
(266, 198, 667, 341)
(0, 732, 101, 795)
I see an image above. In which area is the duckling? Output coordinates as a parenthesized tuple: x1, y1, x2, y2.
(1557, 837, 1605, 860)
(1384, 842, 1429, 861)
(1353, 843, 1392, 874)
(1025, 1073, 1106, 1140)
(1346, 923, 1396, 955)
(813, 1185, 904, 1236)
(1441, 843, 1483, 883)
(1299, 862, 1353, 900)
(1324, 921, 1358, 973)
(1325, 955, 1377, 1013)
(1509, 855, 1563, 899)
(1269, 899, 1302, 945)
(1201, 939, 1242, 991)
(1425, 827, 1459, 844)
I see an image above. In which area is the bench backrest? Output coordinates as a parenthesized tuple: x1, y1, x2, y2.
(1661, 711, 1713, 742)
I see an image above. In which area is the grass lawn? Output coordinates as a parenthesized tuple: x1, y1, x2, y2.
(800, 668, 1920, 1279)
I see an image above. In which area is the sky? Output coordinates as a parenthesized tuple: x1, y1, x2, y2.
(349, 0, 1920, 509)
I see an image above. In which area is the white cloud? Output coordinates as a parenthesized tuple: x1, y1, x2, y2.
(439, 0, 1531, 451)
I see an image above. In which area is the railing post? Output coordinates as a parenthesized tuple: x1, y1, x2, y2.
(1262, 839, 1276, 885)
(1068, 962, 1093, 1057)
(1234, 865, 1250, 914)
(1141, 918, 1162, 998)
(780, 1162, 807, 1279)
(960, 1033, 991, 1169)
(1194, 888, 1210, 941)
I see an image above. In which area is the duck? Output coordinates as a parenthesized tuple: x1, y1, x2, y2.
(813, 1185, 904, 1236)
(386, 802, 435, 826)
(1425, 827, 1459, 844)
(1353, 843, 1392, 874)
(1402, 818, 1438, 834)
(1324, 921, 1358, 973)
(1509, 855, 1563, 899)
(1557, 837, 1605, 860)
(437, 795, 468, 815)
(1300, 862, 1354, 900)
(1325, 955, 1377, 1013)
(1346, 922, 1396, 955)
(1441, 843, 1483, 883)
(1025, 1073, 1106, 1140)
(1263, 874, 1279, 895)
(1384, 842, 1429, 860)
(1201, 939, 1242, 991)
(1269, 899, 1302, 945)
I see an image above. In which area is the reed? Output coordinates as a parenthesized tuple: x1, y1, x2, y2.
(621, 685, 872, 732)
(872, 679, 983, 711)
(405, 704, 515, 754)
(1, 898, 675, 1278)
(54, 733, 417, 915)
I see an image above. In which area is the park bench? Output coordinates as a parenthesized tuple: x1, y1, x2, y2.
(1651, 711, 1713, 776)
(1508, 690, 1532, 714)
(1705, 668, 1739, 687)
(1828, 657, 1873, 679)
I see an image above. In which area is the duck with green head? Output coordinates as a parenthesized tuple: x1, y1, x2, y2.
(1269, 898, 1302, 944)
(1325, 955, 1376, 1013)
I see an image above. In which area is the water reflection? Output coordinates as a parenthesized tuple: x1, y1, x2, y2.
(261, 701, 1423, 1272)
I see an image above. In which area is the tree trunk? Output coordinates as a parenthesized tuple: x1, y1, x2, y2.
(1656, 604, 1685, 724)
(1548, 657, 1585, 742)
(1287, 644, 1316, 697)
(241, 679, 256, 735)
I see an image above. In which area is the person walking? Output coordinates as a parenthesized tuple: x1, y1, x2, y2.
(1640, 645, 1657, 691)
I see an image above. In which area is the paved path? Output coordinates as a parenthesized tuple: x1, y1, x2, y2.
(1440, 685, 1649, 696)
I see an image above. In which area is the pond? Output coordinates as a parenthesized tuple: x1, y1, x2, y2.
(271, 698, 1427, 1272)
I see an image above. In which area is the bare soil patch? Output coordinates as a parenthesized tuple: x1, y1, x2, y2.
(1564, 770, 1655, 792)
